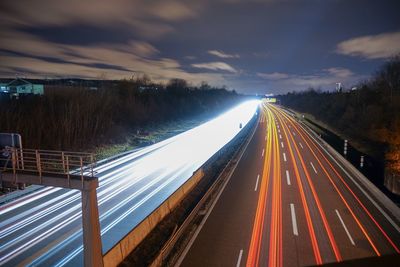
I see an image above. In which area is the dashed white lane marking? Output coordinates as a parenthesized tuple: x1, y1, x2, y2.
(335, 209, 355, 246)
(283, 153, 287, 162)
(310, 162, 317, 174)
(236, 249, 244, 267)
(300, 121, 400, 233)
(279, 134, 282, 139)
(299, 142, 304, 149)
(255, 175, 260, 191)
(281, 142, 284, 148)
(262, 149, 265, 157)
(293, 132, 296, 136)
(290, 204, 299, 236)
(286, 170, 291, 185)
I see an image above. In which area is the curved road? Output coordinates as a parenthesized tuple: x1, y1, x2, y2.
(180, 101, 400, 267)
(0, 100, 259, 266)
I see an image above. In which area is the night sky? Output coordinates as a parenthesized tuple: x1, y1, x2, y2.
(0, 0, 399, 94)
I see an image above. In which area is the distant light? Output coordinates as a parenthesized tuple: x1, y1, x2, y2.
(130, 100, 260, 176)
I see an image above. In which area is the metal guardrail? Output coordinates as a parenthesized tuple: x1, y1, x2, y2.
(151, 112, 259, 266)
(1, 147, 96, 185)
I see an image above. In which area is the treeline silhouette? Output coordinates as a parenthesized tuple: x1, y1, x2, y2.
(0, 77, 242, 151)
(280, 55, 400, 175)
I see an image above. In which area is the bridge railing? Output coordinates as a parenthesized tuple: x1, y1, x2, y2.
(0, 147, 102, 266)
(1, 147, 96, 179)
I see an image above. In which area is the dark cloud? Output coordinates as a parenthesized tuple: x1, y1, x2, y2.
(0, 0, 399, 93)
(20, 24, 136, 46)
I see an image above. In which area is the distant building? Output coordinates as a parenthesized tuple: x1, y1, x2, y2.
(4, 78, 44, 97)
(0, 83, 8, 93)
(335, 82, 342, 92)
(139, 85, 159, 92)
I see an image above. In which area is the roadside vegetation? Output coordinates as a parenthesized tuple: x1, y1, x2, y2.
(280, 55, 400, 178)
(0, 77, 243, 157)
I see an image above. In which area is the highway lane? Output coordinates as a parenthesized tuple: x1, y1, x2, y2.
(274, 105, 400, 257)
(178, 105, 267, 266)
(0, 100, 259, 266)
(180, 101, 400, 267)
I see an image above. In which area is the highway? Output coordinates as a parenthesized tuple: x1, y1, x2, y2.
(0, 100, 259, 267)
(180, 101, 400, 267)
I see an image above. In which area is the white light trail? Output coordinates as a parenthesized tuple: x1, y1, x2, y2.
(0, 100, 260, 266)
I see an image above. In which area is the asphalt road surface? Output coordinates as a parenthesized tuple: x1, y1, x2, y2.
(180, 101, 400, 267)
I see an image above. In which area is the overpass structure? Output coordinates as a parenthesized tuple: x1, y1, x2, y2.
(0, 148, 101, 266)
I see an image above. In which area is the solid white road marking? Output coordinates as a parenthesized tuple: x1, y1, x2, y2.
(255, 175, 260, 191)
(262, 149, 265, 157)
(283, 153, 287, 162)
(335, 209, 355, 245)
(175, 123, 257, 266)
(299, 142, 304, 149)
(290, 204, 299, 236)
(281, 142, 284, 148)
(310, 162, 317, 174)
(300, 122, 400, 233)
(286, 170, 291, 185)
